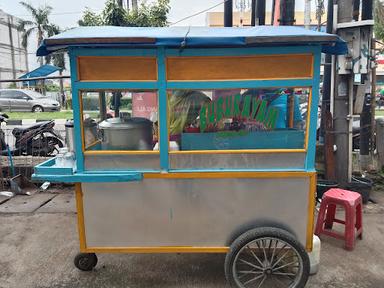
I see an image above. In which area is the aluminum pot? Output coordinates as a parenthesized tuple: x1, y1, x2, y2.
(98, 117, 153, 150)
(65, 119, 98, 152)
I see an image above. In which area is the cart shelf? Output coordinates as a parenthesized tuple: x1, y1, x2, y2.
(33, 157, 142, 183)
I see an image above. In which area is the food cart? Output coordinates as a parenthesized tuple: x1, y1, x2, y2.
(34, 26, 346, 288)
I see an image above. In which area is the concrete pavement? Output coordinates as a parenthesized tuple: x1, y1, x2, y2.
(0, 188, 384, 288)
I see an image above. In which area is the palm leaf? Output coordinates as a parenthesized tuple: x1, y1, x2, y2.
(21, 27, 36, 48)
(17, 19, 35, 31)
(19, 1, 39, 20)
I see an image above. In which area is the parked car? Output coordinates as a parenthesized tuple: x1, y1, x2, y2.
(0, 89, 60, 112)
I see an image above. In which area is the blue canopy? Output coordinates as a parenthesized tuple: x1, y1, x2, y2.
(19, 64, 62, 86)
(19, 64, 61, 79)
(37, 26, 347, 56)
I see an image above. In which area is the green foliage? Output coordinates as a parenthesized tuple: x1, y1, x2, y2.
(18, 1, 64, 67)
(103, 0, 128, 26)
(78, 8, 103, 26)
(78, 0, 169, 27)
(82, 96, 100, 111)
(44, 24, 66, 70)
(66, 97, 72, 109)
(375, 0, 384, 41)
(7, 83, 16, 89)
(17, 1, 53, 47)
(45, 83, 60, 92)
(126, 0, 169, 27)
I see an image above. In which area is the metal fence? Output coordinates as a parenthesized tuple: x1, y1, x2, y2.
(0, 127, 66, 184)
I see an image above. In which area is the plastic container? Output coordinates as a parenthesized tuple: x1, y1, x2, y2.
(316, 179, 338, 200)
(308, 235, 321, 275)
(345, 176, 373, 204)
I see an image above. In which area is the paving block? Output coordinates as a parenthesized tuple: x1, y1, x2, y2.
(37, 193, 76, 213)
(0, 193, 56, 213)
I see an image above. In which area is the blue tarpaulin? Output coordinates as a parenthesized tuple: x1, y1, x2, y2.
(19, 64, 61, 86)
(37, 26, 347, 56)
(19, 64, 61, 79)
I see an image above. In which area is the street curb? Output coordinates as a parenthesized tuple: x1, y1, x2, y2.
(7, 120, 22, 125)
(5, 119, 67, 126)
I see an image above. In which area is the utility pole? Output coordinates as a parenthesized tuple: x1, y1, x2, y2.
(359, 0, 374, 170)
(273, 0, 281, 25)
(251, 0, 256, 26)
(304, 0, 311, 29)
(322, 0, 335, 180)
(316, 0, 325, 31)
(256, 0, 266, 25)
(279, 0, 295, 25)
(333, 0, 374, 182)
(334, 0, 353, 184)
(224, 0, 233, 27)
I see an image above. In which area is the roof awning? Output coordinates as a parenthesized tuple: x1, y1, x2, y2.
(37, 26, 348, 56)
(19, 64, 62, 80)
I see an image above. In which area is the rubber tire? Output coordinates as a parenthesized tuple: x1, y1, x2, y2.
(225, 227, 310, 288)
(32, 105, 44, 112)
(74, 253, 98, 271)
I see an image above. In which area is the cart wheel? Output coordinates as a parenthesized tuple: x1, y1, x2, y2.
(74, 253, 98, 271)
(225, 227, 309, 288)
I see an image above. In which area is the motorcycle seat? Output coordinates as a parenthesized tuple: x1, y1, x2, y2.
(13, 120, 53, 133)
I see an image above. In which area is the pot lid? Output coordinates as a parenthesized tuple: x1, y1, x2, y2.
(99, 117, 152, 129)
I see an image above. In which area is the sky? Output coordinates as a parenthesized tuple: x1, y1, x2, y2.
(0, 0, 313, 70)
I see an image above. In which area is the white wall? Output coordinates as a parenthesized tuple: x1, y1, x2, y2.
(0, 9, 28, 88)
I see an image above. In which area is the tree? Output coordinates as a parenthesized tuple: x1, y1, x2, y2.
(78, 9, 103, 26)
(103, 0, 128, 26)
(17, 1, 56, 66)
(78, 0, 169, 27)
(45, 24, 66, 105)
(375, 0, 384, 42)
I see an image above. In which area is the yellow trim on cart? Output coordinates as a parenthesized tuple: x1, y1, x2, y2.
(75, 173, 317, 253)
(84, 150, 160, 155)
(85, 139, 101, 150)
(304, 89, 312, 150)
(169, 149, 306, 155)
(144, 171, 314, 179)
(167, 86, 312, 154)
(306, 173, 317, 252)
(166, 54, 313, 81)
(79, 92, 85, 152)
(75, 183, 87, 252)
(84, 246, 229, 253)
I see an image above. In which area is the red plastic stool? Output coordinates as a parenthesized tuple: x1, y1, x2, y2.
(315, 188, 363, 250)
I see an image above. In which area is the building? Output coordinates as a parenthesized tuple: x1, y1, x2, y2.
(206, 11, 327, 28)
(0, 9, 28, 88)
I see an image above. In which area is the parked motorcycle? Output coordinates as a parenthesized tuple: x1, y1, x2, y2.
(0, 113, 64, 156)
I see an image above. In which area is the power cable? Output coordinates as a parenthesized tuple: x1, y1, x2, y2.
(13, 10, 101, 17)
(169, 0, 228, 26)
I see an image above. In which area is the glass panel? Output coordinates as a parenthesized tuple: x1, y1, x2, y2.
(167, 88, 310, 151)
(80, 90, 158, 151)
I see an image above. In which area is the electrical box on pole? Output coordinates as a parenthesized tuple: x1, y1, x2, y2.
(333, 0, 374, 183)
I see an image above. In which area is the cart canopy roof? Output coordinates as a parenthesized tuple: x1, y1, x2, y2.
(37, 26, 347, 56)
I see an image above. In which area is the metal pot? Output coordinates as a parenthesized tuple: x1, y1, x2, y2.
(98, 117, 153, 150)
(65, 119, 98, 152)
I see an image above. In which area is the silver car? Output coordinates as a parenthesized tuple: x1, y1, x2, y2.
(0, 89, 60, 112)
